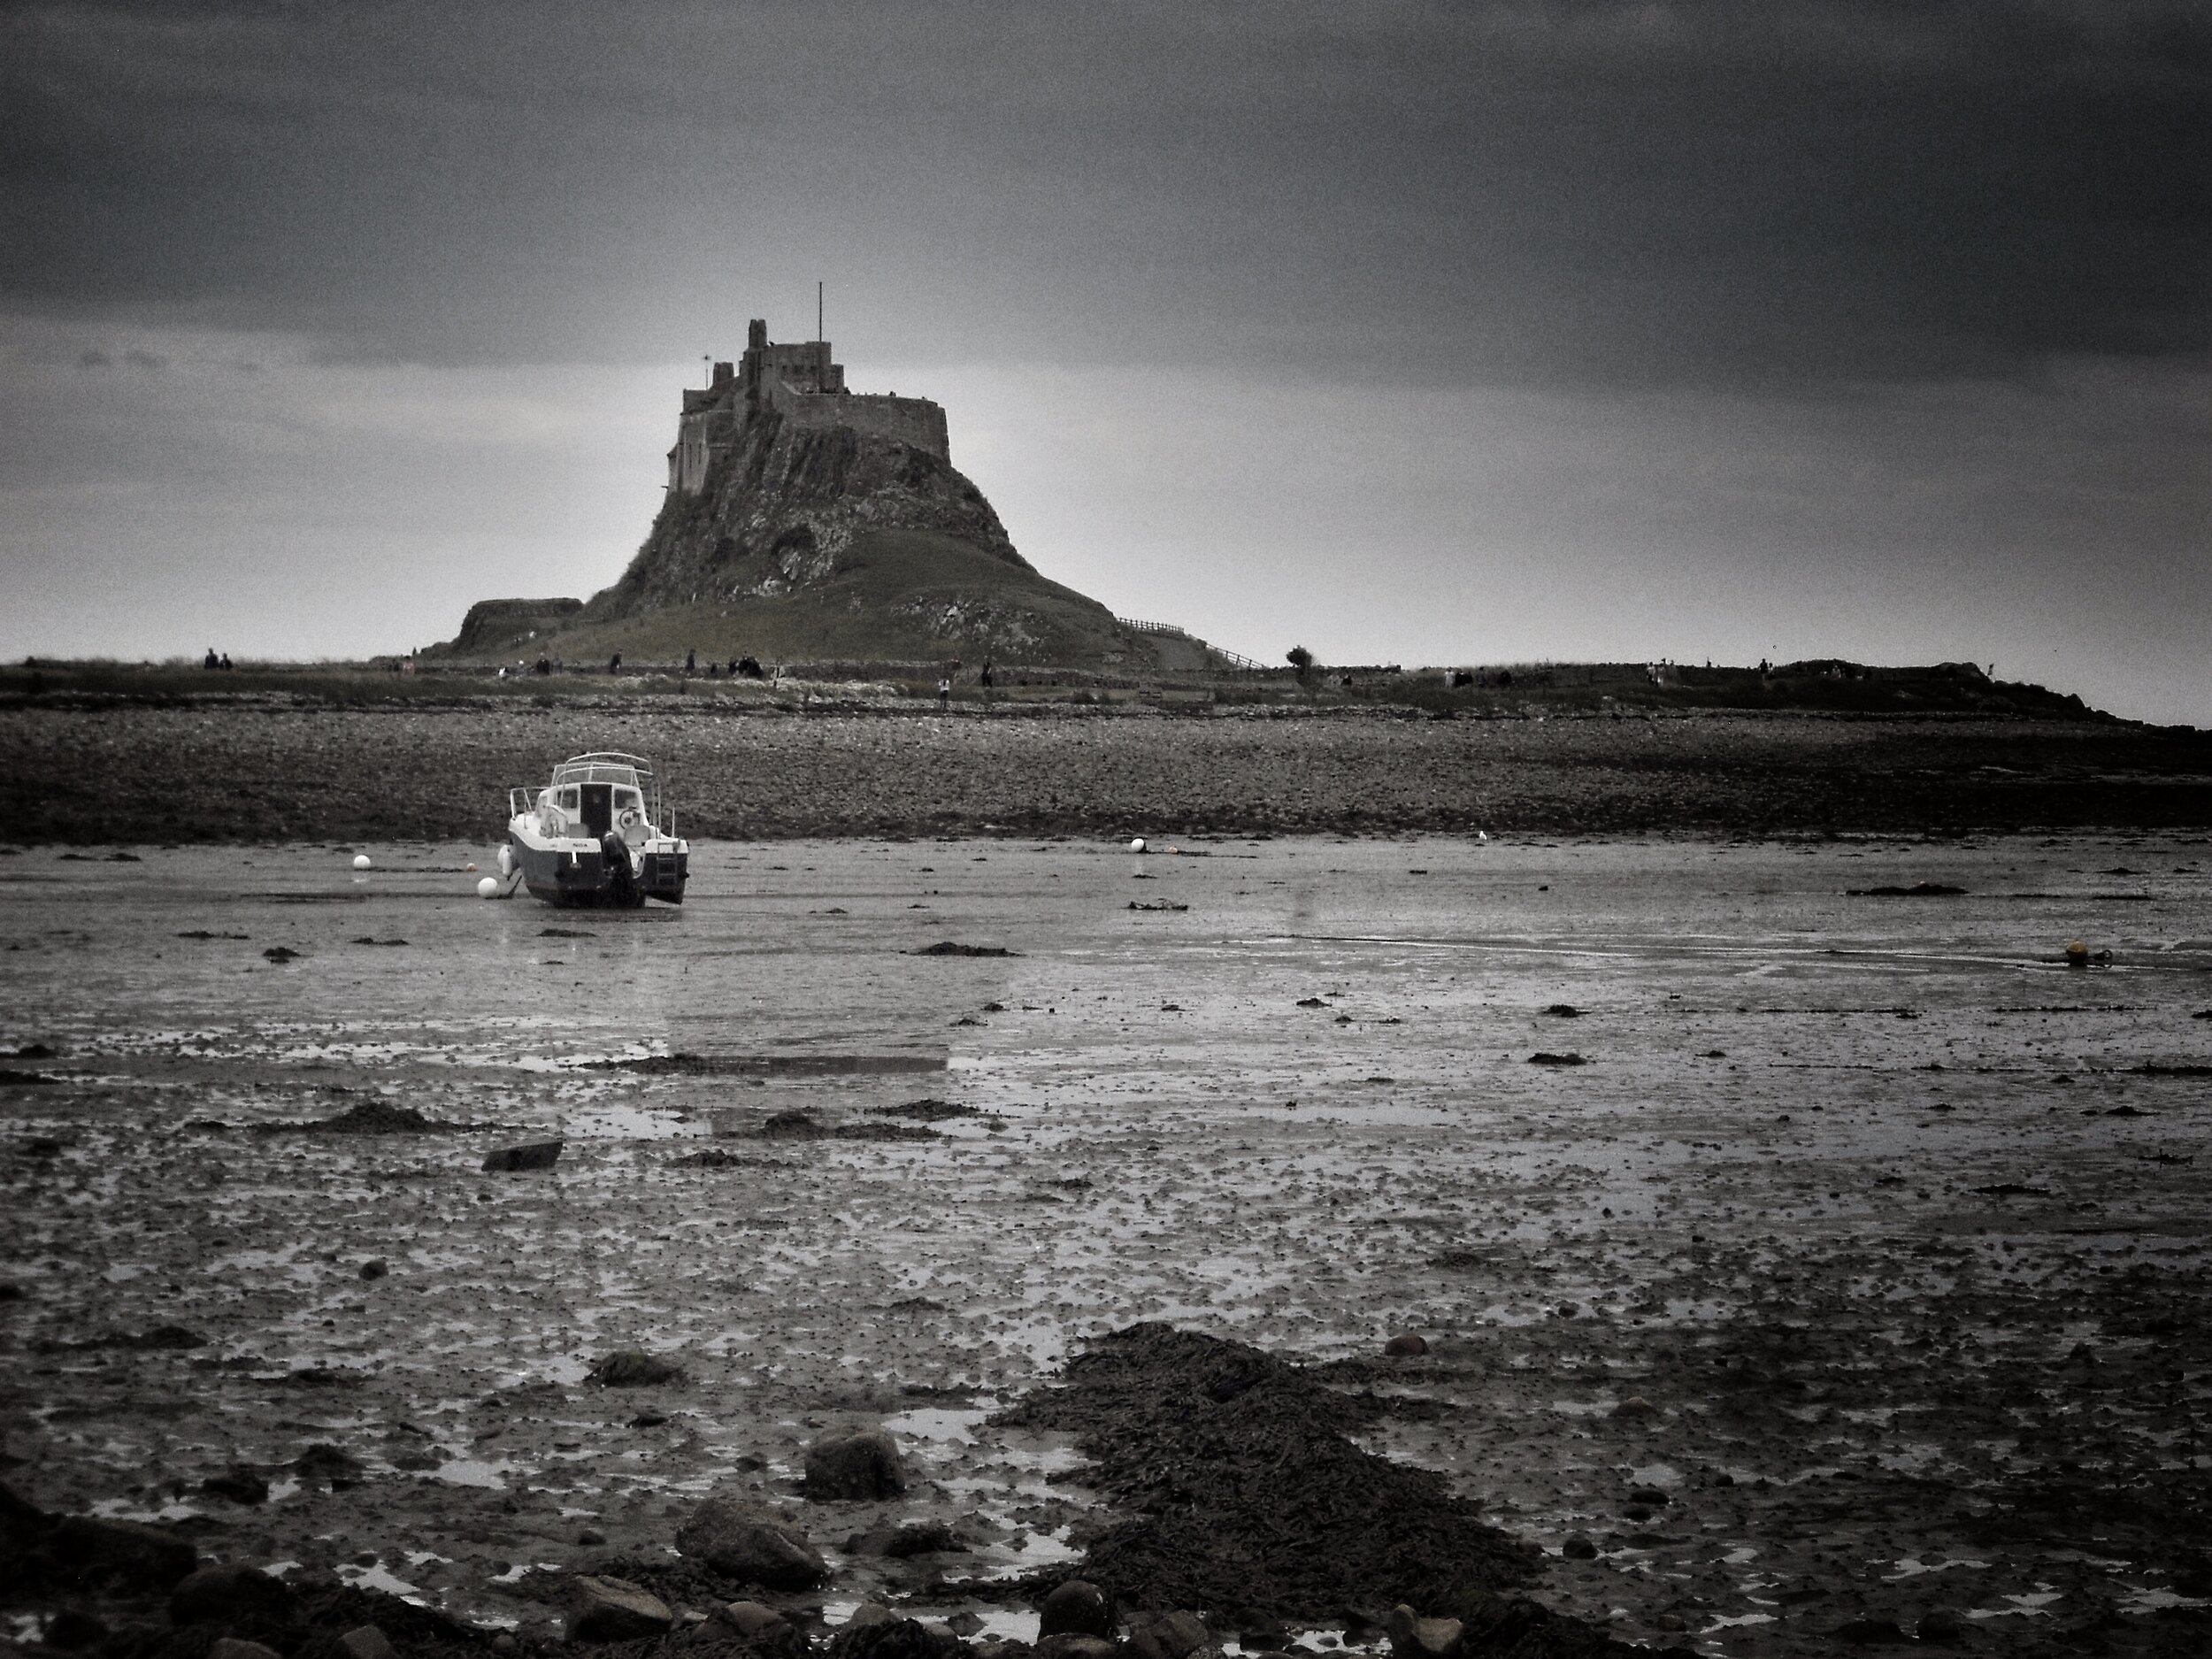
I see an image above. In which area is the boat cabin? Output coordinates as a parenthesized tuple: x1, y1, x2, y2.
(531, 754, 667, 844)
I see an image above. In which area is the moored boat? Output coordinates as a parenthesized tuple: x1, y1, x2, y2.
(503, 752, 688, 907)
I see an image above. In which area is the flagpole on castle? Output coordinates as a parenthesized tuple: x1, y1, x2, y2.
(818, 281, 824, 343)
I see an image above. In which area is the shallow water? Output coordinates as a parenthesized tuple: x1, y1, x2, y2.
(2, 830, 2208, 1654)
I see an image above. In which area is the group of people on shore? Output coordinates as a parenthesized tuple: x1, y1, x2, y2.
(200, 648, 234, 670)
(672, 649, 776, 681)
(487, 650, 1002, 696)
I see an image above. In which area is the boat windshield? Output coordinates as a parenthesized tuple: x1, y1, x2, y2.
(552, 754, 647, 789)
(546, 752, 664, 832)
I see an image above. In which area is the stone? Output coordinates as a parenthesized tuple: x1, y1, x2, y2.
(483, 1140, 563, 1172)
(359, 1259, 388, 1281)
(1916, 1609, 1964, 1643)
(829, 1617, 968, 1659)
(170, 1563, 297, 1624)
(1038, 1579, 1113, 1640)
(335, 1625, 398, 1659)
(1385, 1606, 1463, 1659)
(674, 1499, 829, 1590)
(50, 1515, 198, 1591)
(570, 1575, 674, 1642)
(1128, 1610, 1211, 1659)
(718, 1601, 792, 1639)
(210, 1641, 284, 1659)
(41, 1609, 108, 1651)
(294, 1442, 366, 1487)
(1832, 1618, 1909, 1645)
(1627, 1486, 1671, 1506)
(1561, 1533, 1599, 1561)
(879, 1520, 962, 1557)
(803, 1430, 907, 1501)
(199, 1466, 271, 1505)
(587, 1349, 685, 1386)
(1033, 1640, 1117, 1659)
(0, 1480, 50, 1554)
(1381, 1332, 1428, 1358)
(1610, 1395, 1658, 1418)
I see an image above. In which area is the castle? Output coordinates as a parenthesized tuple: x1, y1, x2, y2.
(668, 319, 951, 494)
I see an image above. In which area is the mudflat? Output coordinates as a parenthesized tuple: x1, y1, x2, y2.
(3, 833, 2208, 1655)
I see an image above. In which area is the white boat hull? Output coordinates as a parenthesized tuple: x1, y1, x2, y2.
(503, 753, 688, 908)
(507, 819, 687, 906)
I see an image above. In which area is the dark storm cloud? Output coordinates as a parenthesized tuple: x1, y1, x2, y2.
(3, 0, 2204, 388)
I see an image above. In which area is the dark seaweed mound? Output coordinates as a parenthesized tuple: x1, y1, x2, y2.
(993, 1324, 1547, 1624)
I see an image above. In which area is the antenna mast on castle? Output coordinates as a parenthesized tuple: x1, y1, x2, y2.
(817, 281, 824, 342)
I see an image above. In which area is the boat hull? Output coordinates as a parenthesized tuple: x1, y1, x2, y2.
(509, 829, 687, 908)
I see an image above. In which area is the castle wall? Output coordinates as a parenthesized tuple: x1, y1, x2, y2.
(666, 327, 948, 494)
(771, 386, 949, 462)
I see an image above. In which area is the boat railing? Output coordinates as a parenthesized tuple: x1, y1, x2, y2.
(507, 775, 677, 839)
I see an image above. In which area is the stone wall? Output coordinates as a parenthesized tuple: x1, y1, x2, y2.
(771, 386, 950, 462)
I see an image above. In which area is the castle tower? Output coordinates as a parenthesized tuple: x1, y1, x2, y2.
(668, 317, 949, 496)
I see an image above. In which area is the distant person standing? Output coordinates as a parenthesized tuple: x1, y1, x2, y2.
(685, 648, 696, 675)
(980, 661, 995, 688)
(937, 676, 951, 710)
(609, 651, 622, 675)
(204, 648, 219, 671)
(220, 653, 234, 671)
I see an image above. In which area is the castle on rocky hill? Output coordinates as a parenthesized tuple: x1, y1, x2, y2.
(669, 319, 950, 494)
(429, 309, 1228, 670)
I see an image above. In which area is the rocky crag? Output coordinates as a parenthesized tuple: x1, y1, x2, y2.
(434, 320, 1223, 672)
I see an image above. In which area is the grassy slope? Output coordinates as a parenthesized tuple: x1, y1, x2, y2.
(485, 530, 1131, 668)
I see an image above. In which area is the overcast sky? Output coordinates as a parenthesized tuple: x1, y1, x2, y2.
(4, 1, 2205, 719)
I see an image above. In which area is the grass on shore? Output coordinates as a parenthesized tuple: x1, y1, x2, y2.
(0, 655, 2116, 722)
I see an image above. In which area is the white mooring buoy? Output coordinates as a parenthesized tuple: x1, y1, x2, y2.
(477, 876, 500, 899)
(1129, 837, 1147, 853)
(352, 853, 373, 871)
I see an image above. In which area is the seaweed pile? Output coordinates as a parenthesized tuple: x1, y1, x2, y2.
(993, 1325, 1552, 1627)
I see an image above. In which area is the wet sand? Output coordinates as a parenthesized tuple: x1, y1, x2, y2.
(3, 833, 2208, 1655)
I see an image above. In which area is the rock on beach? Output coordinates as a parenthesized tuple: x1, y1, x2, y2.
(674, 1498, 831, 1589)
(804, 1429, 909, 1500)
(1038, 1578, 1114, 1639)
(170, 1563, 296, 1624)
(481, 1139, 562, 1172)
(568, 1574, 674, 1641)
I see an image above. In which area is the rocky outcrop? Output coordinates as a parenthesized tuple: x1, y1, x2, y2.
(442, 598, 585, 656)
(427, 331, 1230, 668)
(590, 406, 1029, 624)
